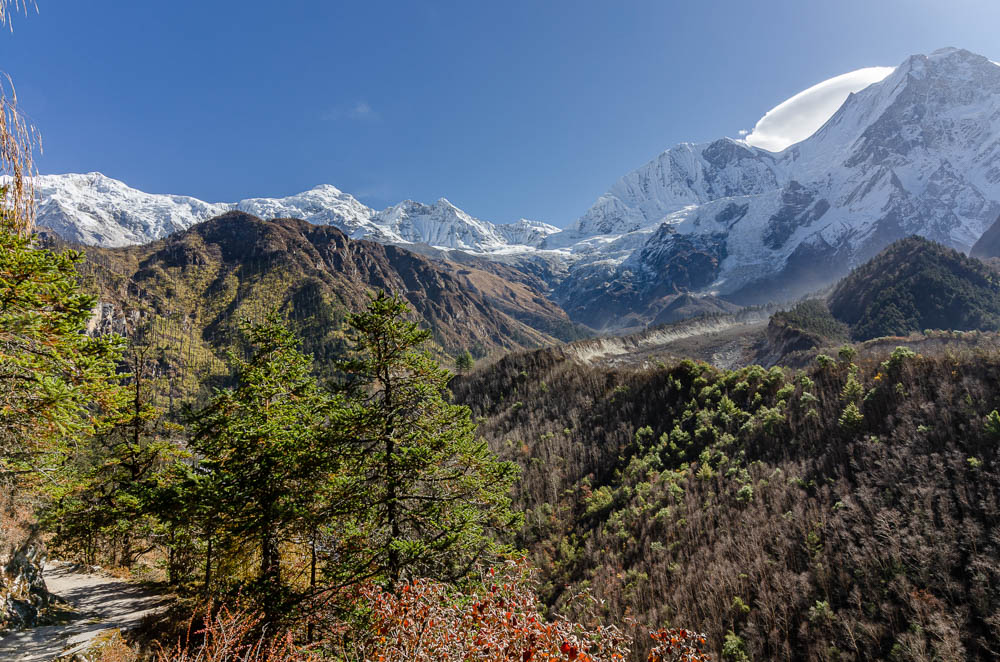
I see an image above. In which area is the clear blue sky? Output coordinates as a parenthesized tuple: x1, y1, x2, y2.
(3, 0, 999, 226)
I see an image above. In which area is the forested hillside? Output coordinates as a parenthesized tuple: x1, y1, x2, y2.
(829, 236, 1000, 340)
(64, 211, 581, 379)
(454, 342, 1000, 660)
(12, 208, 1000, 662)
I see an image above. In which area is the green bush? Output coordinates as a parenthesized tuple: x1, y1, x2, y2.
(722, 631, 750, 662)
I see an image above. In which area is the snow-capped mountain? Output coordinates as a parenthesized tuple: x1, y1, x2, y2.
(29, 174, 552, 253)
(236, 185, 375, 240)
(573, 139, 782, 237)
(27, 48, 1000, 330)
(371, 198, 507, 250)
(495, 219, 562, 248)
(33, 173, 232, 247)
(564, 47, 1000, 323)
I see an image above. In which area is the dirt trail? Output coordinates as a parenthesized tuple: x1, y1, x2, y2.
(0, 561, 169, 661)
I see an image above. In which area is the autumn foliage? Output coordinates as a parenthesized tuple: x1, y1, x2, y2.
(331, 560, 709, 662)
(154, 606, 322, 662)
(336, 561, 629, 662)
(96, 562, 708, 662)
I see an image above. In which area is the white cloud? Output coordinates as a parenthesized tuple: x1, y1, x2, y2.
(322, 100, 377, 121)
(744, 66, 895, 152)
(351, 101, 373, 118)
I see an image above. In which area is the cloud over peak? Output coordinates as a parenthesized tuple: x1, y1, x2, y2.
(744, 66, 895, 152)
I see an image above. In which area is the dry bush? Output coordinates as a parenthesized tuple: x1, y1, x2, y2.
(331, 559, 709, 662)
(0, 483, 34, 557)
(0, 0, 40, 235)
(0, 0, 36, 30)
(90, 610, 320, 662)
(94, 631, 142, 662)
(0, 73, 38, 235)
(153, 606, 321, 662)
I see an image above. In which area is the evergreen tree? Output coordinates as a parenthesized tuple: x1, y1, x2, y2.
(0, 194, 124, 483)
(455, 350, 475, 374)
(45, 336, 181, 568)
(187, 314, 333, 614)
(332, 291, 519, 591)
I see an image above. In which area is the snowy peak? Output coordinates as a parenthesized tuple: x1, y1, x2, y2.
(572, 138, 781, 236)
(32, 172, 231, 247)
(803, 47, 1000, 165)
(561, 47, 1000, 321)
(28, 173, 556, 254)
(236, 185, 375, 238)
(495, 219, 561, 248)
(371, 198, 508, 251)
(576, 47, 1000, 249)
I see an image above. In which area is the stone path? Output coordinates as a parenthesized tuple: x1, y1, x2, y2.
(0, 561, 169, 661)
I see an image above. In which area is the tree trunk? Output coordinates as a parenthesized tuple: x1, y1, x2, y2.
(204, 531, 213, 594)
(384, 366, 400, 591)
(167, 526, 175, 585)
(308, 531, 316, 643)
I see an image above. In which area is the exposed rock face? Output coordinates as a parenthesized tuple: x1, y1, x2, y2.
(86, 302, 142, 337)
(633, 225, 729, 291)
(763, 181, 830, 250)
(0, 543, 51, 634)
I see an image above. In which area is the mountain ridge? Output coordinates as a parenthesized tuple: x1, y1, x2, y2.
(28, 172, 562, 253)
(24, 48, 1000, 329)
(69, 212, 582, 377)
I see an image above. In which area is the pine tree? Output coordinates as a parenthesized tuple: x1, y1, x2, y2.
(455, 350, 475, 374)
(331, 291, 519, 591)
(187, 314, 333, 614)
(0, 194, 124, 484)
(45, 335, 181, 568)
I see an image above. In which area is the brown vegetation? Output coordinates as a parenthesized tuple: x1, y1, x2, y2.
(96, 562, 709, 662)
(453, 344, 1000, 660)
(0, 72, 37, 236)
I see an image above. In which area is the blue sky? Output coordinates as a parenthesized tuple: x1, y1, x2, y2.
(3, 0, 1000, 226)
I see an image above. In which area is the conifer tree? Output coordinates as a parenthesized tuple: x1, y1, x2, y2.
(45, 335, 181, 568)
(455, 350, 475, 374)
(331, 291, 519, 591)
(187, 314, 333, 615)
(0, 193, 124, 483)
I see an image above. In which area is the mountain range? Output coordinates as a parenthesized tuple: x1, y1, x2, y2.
(32, 173, 561, 253)
(66, 211, 583, 400)
(26, 47, 1000, 331)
